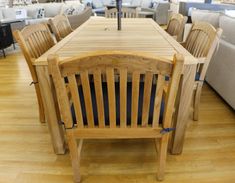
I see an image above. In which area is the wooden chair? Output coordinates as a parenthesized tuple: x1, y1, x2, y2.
(14, 23, 55, 123)
(166, 13, 188, 42)
(48, 51, 184, 182)
(181, 22, 223, 120)
(48, 14, 73, 42)
(105, 7, 139, 18)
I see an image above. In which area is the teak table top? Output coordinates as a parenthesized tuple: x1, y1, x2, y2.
(34, 17, 197, 66)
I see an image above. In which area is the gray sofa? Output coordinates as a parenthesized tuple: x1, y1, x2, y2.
(206, 15, 235, 109)
(179, 1, 235, 16)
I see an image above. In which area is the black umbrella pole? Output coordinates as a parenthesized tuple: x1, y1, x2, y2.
(116, 0, 122, 30)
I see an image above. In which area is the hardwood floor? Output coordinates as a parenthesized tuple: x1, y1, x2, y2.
(0, 49, 235, 183)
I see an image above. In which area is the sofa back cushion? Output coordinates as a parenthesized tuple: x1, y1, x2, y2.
(131, 0, 141, 6)
(66, 1, 85, 15)
(25, 5, 44, 19)
(123, 0, 132, 4)
(92, 0, 103, 8)
(61, 2, 85, 15)
(219, 15, 235, 45)
(191, 9, 220, 28)
(141, 0, 152, 8)
(2, 8, 16, 19)
(103, 0, 111, 5)
(42, 3, 63, 17)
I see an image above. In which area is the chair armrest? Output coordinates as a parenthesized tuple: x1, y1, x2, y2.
(197, 57, 207, 64)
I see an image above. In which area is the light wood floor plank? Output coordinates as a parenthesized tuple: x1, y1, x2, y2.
(0, 49, 235, 182)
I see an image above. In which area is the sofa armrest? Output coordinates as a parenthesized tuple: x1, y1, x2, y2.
(67, 7, 92, 30)
(141, 8, 155, 13)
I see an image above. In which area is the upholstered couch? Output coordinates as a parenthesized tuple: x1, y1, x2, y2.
(179, 1, 235, 16)
(206, 14, 235, 109)
(84, 0, 170, 25)
(183, 9, 235, 109)
(0, 1, 92, 31)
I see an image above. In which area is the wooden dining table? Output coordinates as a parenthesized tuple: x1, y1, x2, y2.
(34, 17, 197, 155)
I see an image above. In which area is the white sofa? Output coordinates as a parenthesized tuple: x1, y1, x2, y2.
(206, 15, 235, 109)
(183, 9, 235, 109)
(0, 1, 92, 30)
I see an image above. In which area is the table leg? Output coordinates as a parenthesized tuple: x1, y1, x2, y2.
(170, 64, 196, 154)
(36, 66, 66, 154)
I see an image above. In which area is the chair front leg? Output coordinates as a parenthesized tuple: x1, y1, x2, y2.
(193, 82, 203, 121)
(157, 134, 169, 181)
(67, 132, 83, 183)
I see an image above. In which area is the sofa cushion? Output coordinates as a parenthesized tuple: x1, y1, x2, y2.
(37, 8, 45, 18)
(141, 0, 153, 8)
(43, 3, 63, 17)
(92, 0, 103, 9)
(15, 9, 27, 19)
(102, 0, 111, 5)
(2, 8, 16, 19)
(219, 15, 235, 45)
(25, 5, 44, 19)
(123, 0, 132, 4)
(61, 4, 72, 15)
(131, 0, 141, 6)
(67, 2, 85, 15)
(191, 9, 220, 28)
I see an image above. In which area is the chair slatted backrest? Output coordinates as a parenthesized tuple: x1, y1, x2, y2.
(166, 13, 188, 42)
(48, 51, 184, 131)
(49, 14, 73, 42)
(13, 23, 55, 122)
(105, 7, 139, 18)
(184, 22, 222, 80)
